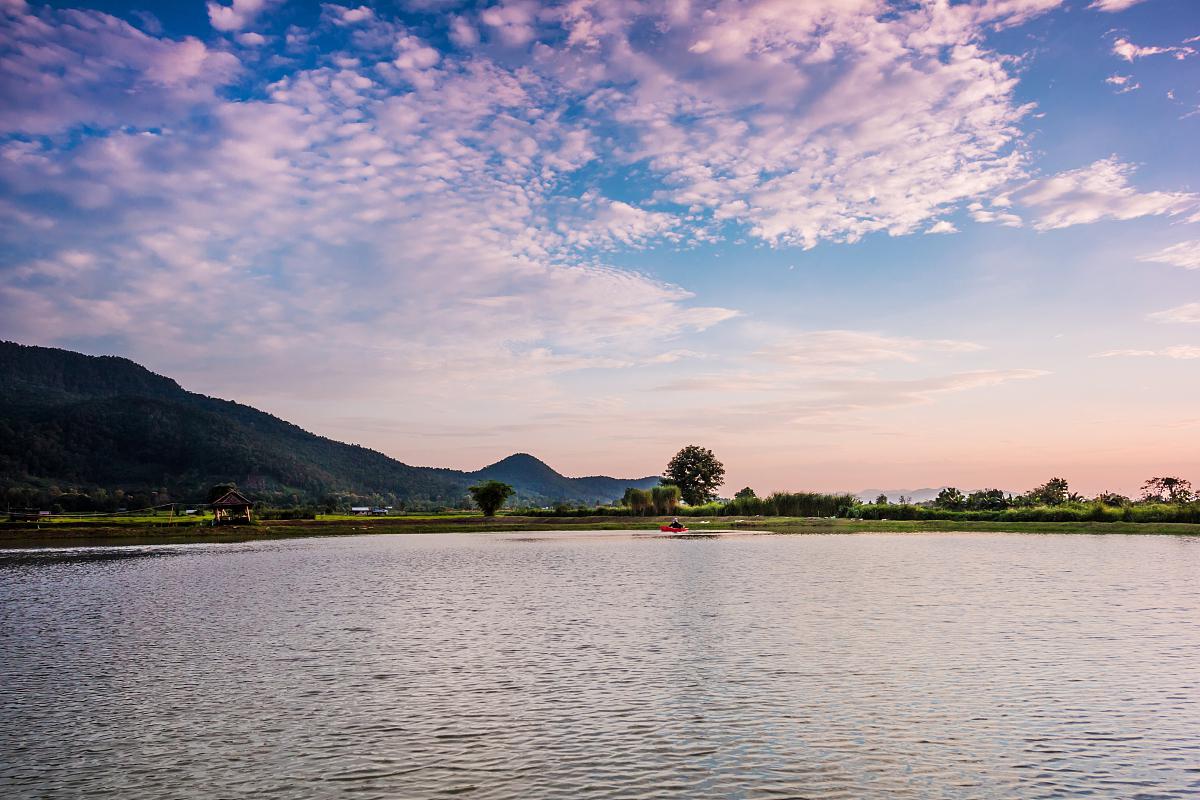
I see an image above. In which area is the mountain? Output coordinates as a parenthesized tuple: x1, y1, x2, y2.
(473, 453, 659, 506)
(0, 341, 659, 508)
(854, 487, 947, 504)
(855, 487, 1013, 504)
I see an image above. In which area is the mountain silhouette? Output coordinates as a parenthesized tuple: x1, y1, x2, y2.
(0, 341, 659, 508)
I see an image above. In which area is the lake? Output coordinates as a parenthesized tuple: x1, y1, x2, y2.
(1, 531, 1198, 798)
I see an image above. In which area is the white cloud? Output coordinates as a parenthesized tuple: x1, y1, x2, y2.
(1019, 158, 1197, 230)
(208, 0, 271, 33)
(645, 350, 704, 365)
(926, 220, 959, 235)
(1138, 241, 1200, 270)
(802, 370, 1049, 415)
(1111, 37, 1195, 62)
(755, 330, 983, 367)
(325, 4, 374, 26)
(522, 0, 1063, 249)
(0, 6, 240, 134)
(448, 15, 479, 47)
(663, 369, 1048, 425)
(0, 10, 737, 397)
(1089, 0, 1149, 11)
(968, 201, 1023, 227)
(1147, 303, 1200, 324)
(480, 0, 539, 46)
(0, 0, 1086, 438)
(1105, 73, 1140, 92)
(560, 197, 679, 250)
(393, 33, 441, 71)
(1094, 346, 1200, 359)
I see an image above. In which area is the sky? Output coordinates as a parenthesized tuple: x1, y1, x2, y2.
(1, 0, 1198, 496)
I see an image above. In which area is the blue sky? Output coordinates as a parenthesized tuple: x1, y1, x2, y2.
(1, 0, 1198, 494)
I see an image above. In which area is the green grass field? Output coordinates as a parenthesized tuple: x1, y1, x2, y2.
(4, 513, 1200, 545)
(4, 512, 213, 526)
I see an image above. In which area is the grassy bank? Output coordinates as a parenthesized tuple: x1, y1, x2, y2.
(4, 514, 1200, 546)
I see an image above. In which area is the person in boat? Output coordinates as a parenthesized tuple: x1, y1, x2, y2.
(668, 517, 686, 530)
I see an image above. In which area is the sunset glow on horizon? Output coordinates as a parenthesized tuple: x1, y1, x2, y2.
(2, 0, 1198, 496)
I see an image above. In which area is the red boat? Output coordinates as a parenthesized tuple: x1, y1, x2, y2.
(660, 525, 689, 532)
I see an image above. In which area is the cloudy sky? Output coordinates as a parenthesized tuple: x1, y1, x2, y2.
(1, 0, 1198, 494)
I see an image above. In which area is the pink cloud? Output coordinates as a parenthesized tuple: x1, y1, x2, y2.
(1018, 158, 1197, 230)
(0, 4, 239, 134)
(1111, 36, 1195, 62)
(207, 0, 271, 33)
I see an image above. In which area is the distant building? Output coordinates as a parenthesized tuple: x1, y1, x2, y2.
(211, 490, 253, 525)
(351, 506, 370, 515)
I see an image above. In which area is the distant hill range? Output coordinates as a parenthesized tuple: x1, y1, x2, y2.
(855, 487, 1012, 504)
(854, 487, 947, 504)
(0, 341, 660, 508)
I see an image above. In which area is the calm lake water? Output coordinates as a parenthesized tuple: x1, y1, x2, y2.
(2, 531, 1199, 799)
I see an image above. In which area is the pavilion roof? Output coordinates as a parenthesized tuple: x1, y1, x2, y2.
(211, 490, 252, 507)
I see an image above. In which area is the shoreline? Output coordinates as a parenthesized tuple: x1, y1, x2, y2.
(3, 515, 1200, 547)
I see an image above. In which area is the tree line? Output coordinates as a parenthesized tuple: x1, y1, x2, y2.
(478, 447, 1199, 525)
(856, 476, 1199, 523)
(907, 476, 1193, 511)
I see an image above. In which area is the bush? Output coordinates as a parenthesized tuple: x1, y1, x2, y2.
(855, 501, 1200, 524)
(677, 492, 858, 517)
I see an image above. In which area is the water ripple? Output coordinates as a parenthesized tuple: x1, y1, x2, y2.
(1, 531, 1198, 798)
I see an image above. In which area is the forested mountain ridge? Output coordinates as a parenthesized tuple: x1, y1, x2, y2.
(0, 341, 659, 509)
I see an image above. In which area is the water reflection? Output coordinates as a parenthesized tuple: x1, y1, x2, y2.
(0, 542, 263, 568)
(1, 532, 1198, 799)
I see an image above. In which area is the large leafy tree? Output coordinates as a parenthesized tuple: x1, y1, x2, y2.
(468, 480, 514, 517)
(1141, 476, 1193, 504)
(1029, 477, 1069, 506)
(934, 487, 966, 511)
(663, 445, 725, 506)
(965, 488, 1009, 511)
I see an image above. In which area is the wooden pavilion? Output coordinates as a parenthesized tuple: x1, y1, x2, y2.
(211, 489, 253, 525)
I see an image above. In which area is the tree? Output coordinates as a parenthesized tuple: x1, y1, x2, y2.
(1140, 476, 1194, 504)
(1027, 477, 1069, 506)
(965, 488, 1009, 511)
(664, 445, 726, 506)
(467, 480, 514, 517)
(934, 487, 966, 511)
(735, 487, 758, 500)
(874, 494, 888, 505)
(1095, 491, 1130, 507)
